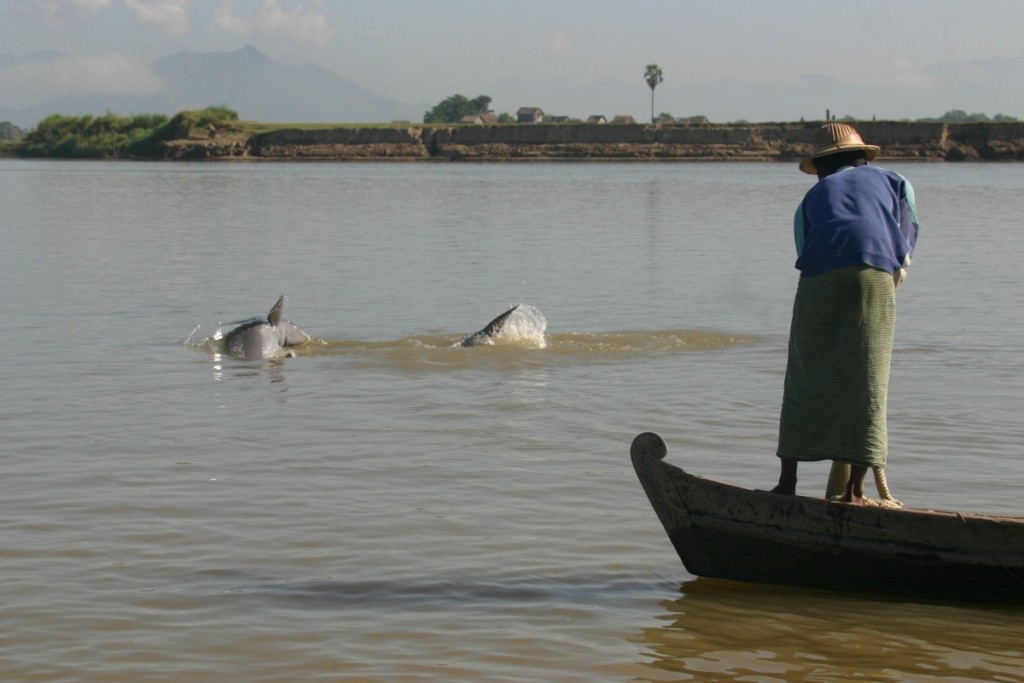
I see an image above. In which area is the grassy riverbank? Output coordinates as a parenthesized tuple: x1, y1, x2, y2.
(16, 107, 240, 159)
(10, 108, 1024, 163)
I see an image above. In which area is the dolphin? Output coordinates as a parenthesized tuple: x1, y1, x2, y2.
(222, 296, 310, 359)
(459, 305, 520, 347)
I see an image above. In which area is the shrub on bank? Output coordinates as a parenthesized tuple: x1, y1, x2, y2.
(20, 113, 168, 158)
(19, 107, 239, 159)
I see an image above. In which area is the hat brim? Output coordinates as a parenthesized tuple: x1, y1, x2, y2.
(799, 143, 880, 174)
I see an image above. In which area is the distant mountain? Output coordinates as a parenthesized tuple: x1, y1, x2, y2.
(151, 44, 424, 124)
(0, 45, 426, 128)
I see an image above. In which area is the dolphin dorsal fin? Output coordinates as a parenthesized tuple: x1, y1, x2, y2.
(480, 305, 519, 337)
(267, 296, 286, 325)
(458, 305, 521, 348)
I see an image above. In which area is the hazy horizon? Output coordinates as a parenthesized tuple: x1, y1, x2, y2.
(4, 1, 1024, 126)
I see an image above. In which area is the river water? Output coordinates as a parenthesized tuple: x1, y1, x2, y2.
(1, 159, 1021, 682)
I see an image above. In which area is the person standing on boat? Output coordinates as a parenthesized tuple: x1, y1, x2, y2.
(772, 122, 919, 504)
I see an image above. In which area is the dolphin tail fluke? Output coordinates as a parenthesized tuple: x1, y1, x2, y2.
(267, 295, 286, 325)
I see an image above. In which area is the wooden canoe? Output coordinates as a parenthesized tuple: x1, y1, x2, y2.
(631, 432, 1024, 603)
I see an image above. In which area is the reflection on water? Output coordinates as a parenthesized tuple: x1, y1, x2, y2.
(250, 572, 672, 610)
(636, 578, 1024, 682)
(206, 352, 289, 383)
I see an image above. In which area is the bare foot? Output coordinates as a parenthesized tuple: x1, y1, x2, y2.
(771, 458, 798, 495)
(841, 490, 864, 505)
(841, 465, 867, 504)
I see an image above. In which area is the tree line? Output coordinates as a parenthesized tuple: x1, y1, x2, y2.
(10, 106, 239, 158)
(0, 121, 24, 141)
(419, 94, 1019, 126)
(3, 103, 1021, 160)
(422, 94, 515, 124)
(918, 109, 1019, 123)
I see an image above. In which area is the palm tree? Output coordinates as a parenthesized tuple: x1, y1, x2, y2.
(644, 64, 664, 123)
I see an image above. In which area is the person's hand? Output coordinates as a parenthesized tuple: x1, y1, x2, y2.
(893, 254, 911, 287)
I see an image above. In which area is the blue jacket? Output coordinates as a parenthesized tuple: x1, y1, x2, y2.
(794, 165, 919, 278)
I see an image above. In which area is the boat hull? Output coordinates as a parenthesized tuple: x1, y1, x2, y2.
(631, 432, 1024, 602)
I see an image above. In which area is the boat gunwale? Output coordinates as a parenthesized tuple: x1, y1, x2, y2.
(630, 431, 1024, 601)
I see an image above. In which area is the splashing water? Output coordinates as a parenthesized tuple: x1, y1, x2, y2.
(184, 317, 318, 359)
(485, 303, 548, 349)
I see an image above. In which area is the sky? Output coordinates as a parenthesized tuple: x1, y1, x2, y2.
(4, 0, 1024, 121)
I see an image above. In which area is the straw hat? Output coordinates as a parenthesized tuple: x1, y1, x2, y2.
(799, 122, 880, 174)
